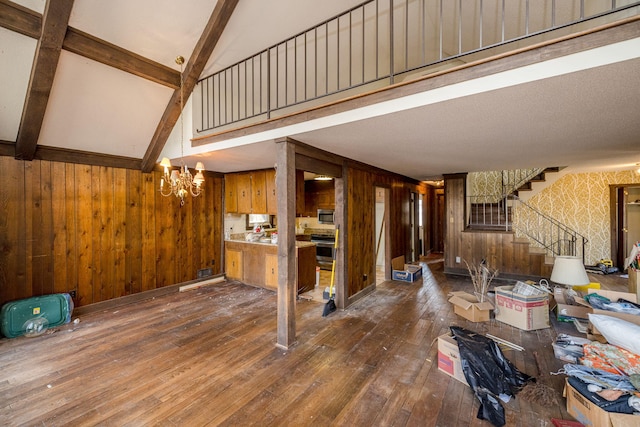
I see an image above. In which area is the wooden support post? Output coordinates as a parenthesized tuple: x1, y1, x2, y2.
(275, 138, 296, 349)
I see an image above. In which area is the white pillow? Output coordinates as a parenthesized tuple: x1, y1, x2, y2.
(588, 313, 640, 355)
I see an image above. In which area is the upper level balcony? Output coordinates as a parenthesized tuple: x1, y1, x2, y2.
(191, 0, 640, 138)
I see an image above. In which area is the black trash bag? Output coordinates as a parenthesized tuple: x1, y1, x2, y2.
(476, 388, 506, 427)
(450, 326, 532, 427)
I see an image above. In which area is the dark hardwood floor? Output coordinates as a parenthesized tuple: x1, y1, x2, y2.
(0, 258, 629, 426)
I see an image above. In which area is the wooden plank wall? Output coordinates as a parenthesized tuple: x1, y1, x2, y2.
(346, 165, 424, 299)
(0, 157, 223, 308)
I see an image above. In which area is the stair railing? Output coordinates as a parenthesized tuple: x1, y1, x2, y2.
(509, 195, 588, 262)
(467, 175, 588, 263)
(501, 168, 544, 198)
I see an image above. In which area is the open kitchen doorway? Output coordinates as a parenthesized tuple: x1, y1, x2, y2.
(375, 186, 390, 283)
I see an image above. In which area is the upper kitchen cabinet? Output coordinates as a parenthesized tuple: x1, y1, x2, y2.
(304, 179, 335, 216)
(224, 173, 238, 213)
(266, 168, 305, 216)
(236, 172, 252, 213)
(251, 170, 267, 214)
(225, 168, 305, 215)
(225, 170, 268, 214)
(266, 169, 277, 215)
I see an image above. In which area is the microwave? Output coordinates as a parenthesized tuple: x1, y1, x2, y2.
(317, 209, 335, 224)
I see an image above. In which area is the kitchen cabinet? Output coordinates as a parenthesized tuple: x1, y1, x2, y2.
(304, 179, 335, 217)
(251, 170, 267, 213)
(224, 240, 316, 293)
(224, 173, 238, 213)
(266, 169, 277, 215)
(236, 172, 252, 213)
(226, 168, 304, 216)
(225, 248, 243, 280)
(227, 170, 268, 214)
(264, 253, 278, 290)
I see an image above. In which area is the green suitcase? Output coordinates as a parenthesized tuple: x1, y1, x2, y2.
(1, 294, 74, 338)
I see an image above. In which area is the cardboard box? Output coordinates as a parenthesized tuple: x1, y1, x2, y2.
(588, 288, 638, 304)
(495, 285, 549, 330)
(554, 287, 593, 321)
(557, 304, 593, 321)
(391, 256, 423, 282)
(565, 380, 638, 427)
(586, 288, 640, 336)
(448, 291, 493, 322)
(437, 334, 468, 386)
(629, 269, 639, 294)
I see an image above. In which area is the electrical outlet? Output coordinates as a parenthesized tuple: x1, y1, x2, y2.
(69, 290, 77, 299)
(455, 256, 461, 263)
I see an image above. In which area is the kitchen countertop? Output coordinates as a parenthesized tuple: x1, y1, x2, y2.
(225, 239, 315, 248)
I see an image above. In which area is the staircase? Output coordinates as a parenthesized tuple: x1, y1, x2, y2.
(510, 167, 562, 197)
(467, 167, 588, 263)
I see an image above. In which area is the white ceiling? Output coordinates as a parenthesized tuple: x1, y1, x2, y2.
(2, 0, 640, 181)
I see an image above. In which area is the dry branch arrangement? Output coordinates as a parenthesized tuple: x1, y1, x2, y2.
(464, 258, 498, 303)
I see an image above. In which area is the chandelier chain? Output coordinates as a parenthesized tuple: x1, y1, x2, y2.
(158, 55, 205, 206)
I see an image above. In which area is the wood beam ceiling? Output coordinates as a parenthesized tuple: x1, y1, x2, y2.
(0, 0, 180, 166)
(141, 0, 240, 173)
(0, 1, 180, 90)
(15, 0, 74, 161)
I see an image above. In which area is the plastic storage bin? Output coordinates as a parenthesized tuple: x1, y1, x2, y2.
(1, 293, 73, 338)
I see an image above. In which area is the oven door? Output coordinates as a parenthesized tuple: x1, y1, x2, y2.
(311, 236, 335, 270)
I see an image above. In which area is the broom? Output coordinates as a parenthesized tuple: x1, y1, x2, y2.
(519, 351, 558, 406)
(322, 226, 339, 317)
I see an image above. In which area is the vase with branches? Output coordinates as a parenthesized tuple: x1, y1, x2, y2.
(464, 258, 498, 303)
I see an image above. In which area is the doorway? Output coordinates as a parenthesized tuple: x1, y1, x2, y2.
(375, 187, 390, 283)
(435, 190, 445, 252)
(612, 185, 640, 269)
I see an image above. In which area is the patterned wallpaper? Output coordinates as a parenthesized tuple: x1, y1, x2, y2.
(467, 171, 502, 202)
(516, 170, 640, 265)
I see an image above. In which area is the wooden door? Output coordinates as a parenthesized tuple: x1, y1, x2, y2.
(224, 173, 238, 213)
(251, 170, 267, 213)
(266, 169, 277, 215)
(226, 249, 243, 280)
(236, 173, 252, 214)
(264, 253, 278, 291)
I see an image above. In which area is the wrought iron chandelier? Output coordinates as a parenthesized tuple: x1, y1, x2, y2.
(159, 55, 205, 206)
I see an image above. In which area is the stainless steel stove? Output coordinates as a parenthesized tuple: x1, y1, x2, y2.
(310, 234, 335, 270)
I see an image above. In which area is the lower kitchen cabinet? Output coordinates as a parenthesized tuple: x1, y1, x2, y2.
(264, 253, 279, 290)
(224, 241, 316, 293)
(226, 249, 243, 280)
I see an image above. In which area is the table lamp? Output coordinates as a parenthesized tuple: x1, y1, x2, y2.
(550, 256, 590, 287)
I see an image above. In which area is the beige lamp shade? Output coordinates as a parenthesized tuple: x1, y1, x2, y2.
(550, 256, 590, 286)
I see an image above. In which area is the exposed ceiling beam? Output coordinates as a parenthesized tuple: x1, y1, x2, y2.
(141, 0, 240, 173)
(1, 141, 144, 169)
(0, 0, 180, 90)
(15, 0, 74, 161)
(0, 141, 16, 157)
(0, 0, 40, 38)
(63, 28, 180, 89)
